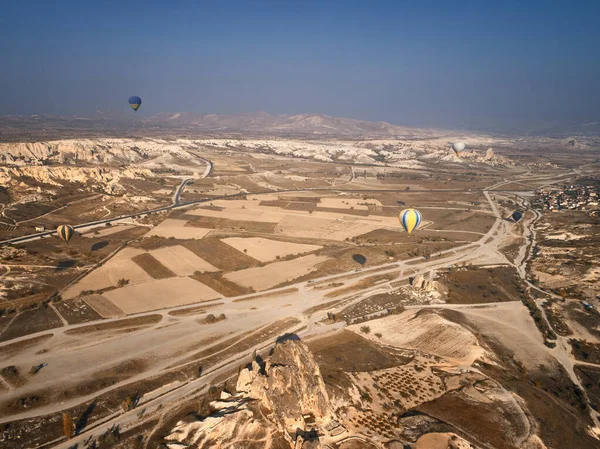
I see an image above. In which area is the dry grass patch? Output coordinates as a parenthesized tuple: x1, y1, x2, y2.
(190, 272, 255, 297)
(220, 237, 321, 262)
(104, 277, 222, 314)
(0, 334, 53, 359)
(150, 245, 218, 275)
(185, 215, 279, 233)
(325, 273, 398, 298)
(225, 254, 329, 291)
(131, 253, 176, 279)
(83, 294, 124, 318)
(232, 288, 299, 303)
(168, 302, 224, 317)
(64, 314, 161, 336)
(145, 218, 212, 239)
(0, 307, 63, 342)
(53, 298, 102, 324)
(182, 238, 261, 271)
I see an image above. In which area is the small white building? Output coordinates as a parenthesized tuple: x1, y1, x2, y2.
(35, 226, 45, 232)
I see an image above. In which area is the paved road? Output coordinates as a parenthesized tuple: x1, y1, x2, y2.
(0, 156, 213, 246)
(2, 161, 595, 448)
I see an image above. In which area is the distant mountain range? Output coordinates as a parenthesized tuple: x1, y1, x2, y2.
(0, 112, 458, 142)
(0, 112, 598, 142)
(145, 112, 449, 138)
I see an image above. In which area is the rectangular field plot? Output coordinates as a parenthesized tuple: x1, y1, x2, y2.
(149, 245, 218, 275)
(220, 237, 321, 262)
(145, 218, 212, 239)
(317, 197, 378, 210)
(103, 277, 222, 314)
(182, 238, 261, 271)
(224, 254, 329, 291)
(131, 253, 176, 279)
(63, 248, 153, 298)
(83, 294, 125, 318)
(274, 215, 382, 241)
(187, 205, 285, 223)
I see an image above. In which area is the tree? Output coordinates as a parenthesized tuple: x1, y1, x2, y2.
(117, 278, 129, 287)
(63, 412, 74, 439)
(360, 325, 371, 334)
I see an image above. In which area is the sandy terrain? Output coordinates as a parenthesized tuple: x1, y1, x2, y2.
(187, 205, 285, 223)
(150, 245, 218, 275)
(275, 214, 382, 241)
(350, 310, 484, 366)
(103, 277, 221, 314)
(414, 433, 473, 449)
(457, 302, 555, 369)
(220, 237, 321, 262)
(145, 218, 212, 239)
(63, 248, 153, 299)
(534, 270, 569, 288)
(318, 197, 379, 210)
(224, 254, 329, 291)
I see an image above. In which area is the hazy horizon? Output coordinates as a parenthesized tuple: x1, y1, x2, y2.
(1, 0, 599, 133)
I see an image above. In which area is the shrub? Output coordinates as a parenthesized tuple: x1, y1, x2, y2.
(374, 332, 382, 338)
(360, 325, 371, 334)
(117, 278, 129, 287)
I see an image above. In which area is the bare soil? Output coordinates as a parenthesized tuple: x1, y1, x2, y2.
(168, 302, 225, 317)
(307, 330, 411, 373)
(53, 298, 102, 324)
(177, 213, 278, 233)
(574, 365, 600, 413)
(190, 272, 255, 297)
(440, 266, 524, 304)
(182, 238, 261, 271)
(131, 253, 176, 279)
(232, 288, 298, 303)
(0, 306, 63, 342)
(64, 314, 161, 336)
(0, 334, 53, 359)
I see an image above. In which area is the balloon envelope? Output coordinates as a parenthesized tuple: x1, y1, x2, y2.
(128, 96, 142, 112)
(56, 225, 74, 243)
(352, 254, 367, 265)
(452, 142, 466, 153)
(399, 208, 422, 234)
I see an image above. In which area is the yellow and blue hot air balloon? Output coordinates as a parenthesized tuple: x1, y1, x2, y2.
(56, 225, 75, 243)
(398, 208, 422, 235)
(128, 96, 142, 112)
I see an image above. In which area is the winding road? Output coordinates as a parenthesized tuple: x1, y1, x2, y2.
(0, 157, 598, 448)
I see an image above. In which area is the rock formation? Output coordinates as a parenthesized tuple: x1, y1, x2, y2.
(166, 338, 335, 449)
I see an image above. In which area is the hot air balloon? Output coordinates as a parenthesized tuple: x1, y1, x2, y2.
(56, 225, 74, 243)
(452, 142, 465, 155)
(399, 209, 422, 235)
(128, 96, 142, 112)
(511, 211, 523, 222)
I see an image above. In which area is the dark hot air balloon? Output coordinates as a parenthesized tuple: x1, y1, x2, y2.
(129, 96, 142, 112)
(56, 225, 74, 243)
(511, 211, 523, 222)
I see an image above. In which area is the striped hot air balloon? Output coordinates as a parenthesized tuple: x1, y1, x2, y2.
(128, 96, 142, 112)
(398, 208, 422, 235)
(56, 225, 75, 243)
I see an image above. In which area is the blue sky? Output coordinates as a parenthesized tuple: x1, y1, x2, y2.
(1, 0, 599, 130)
